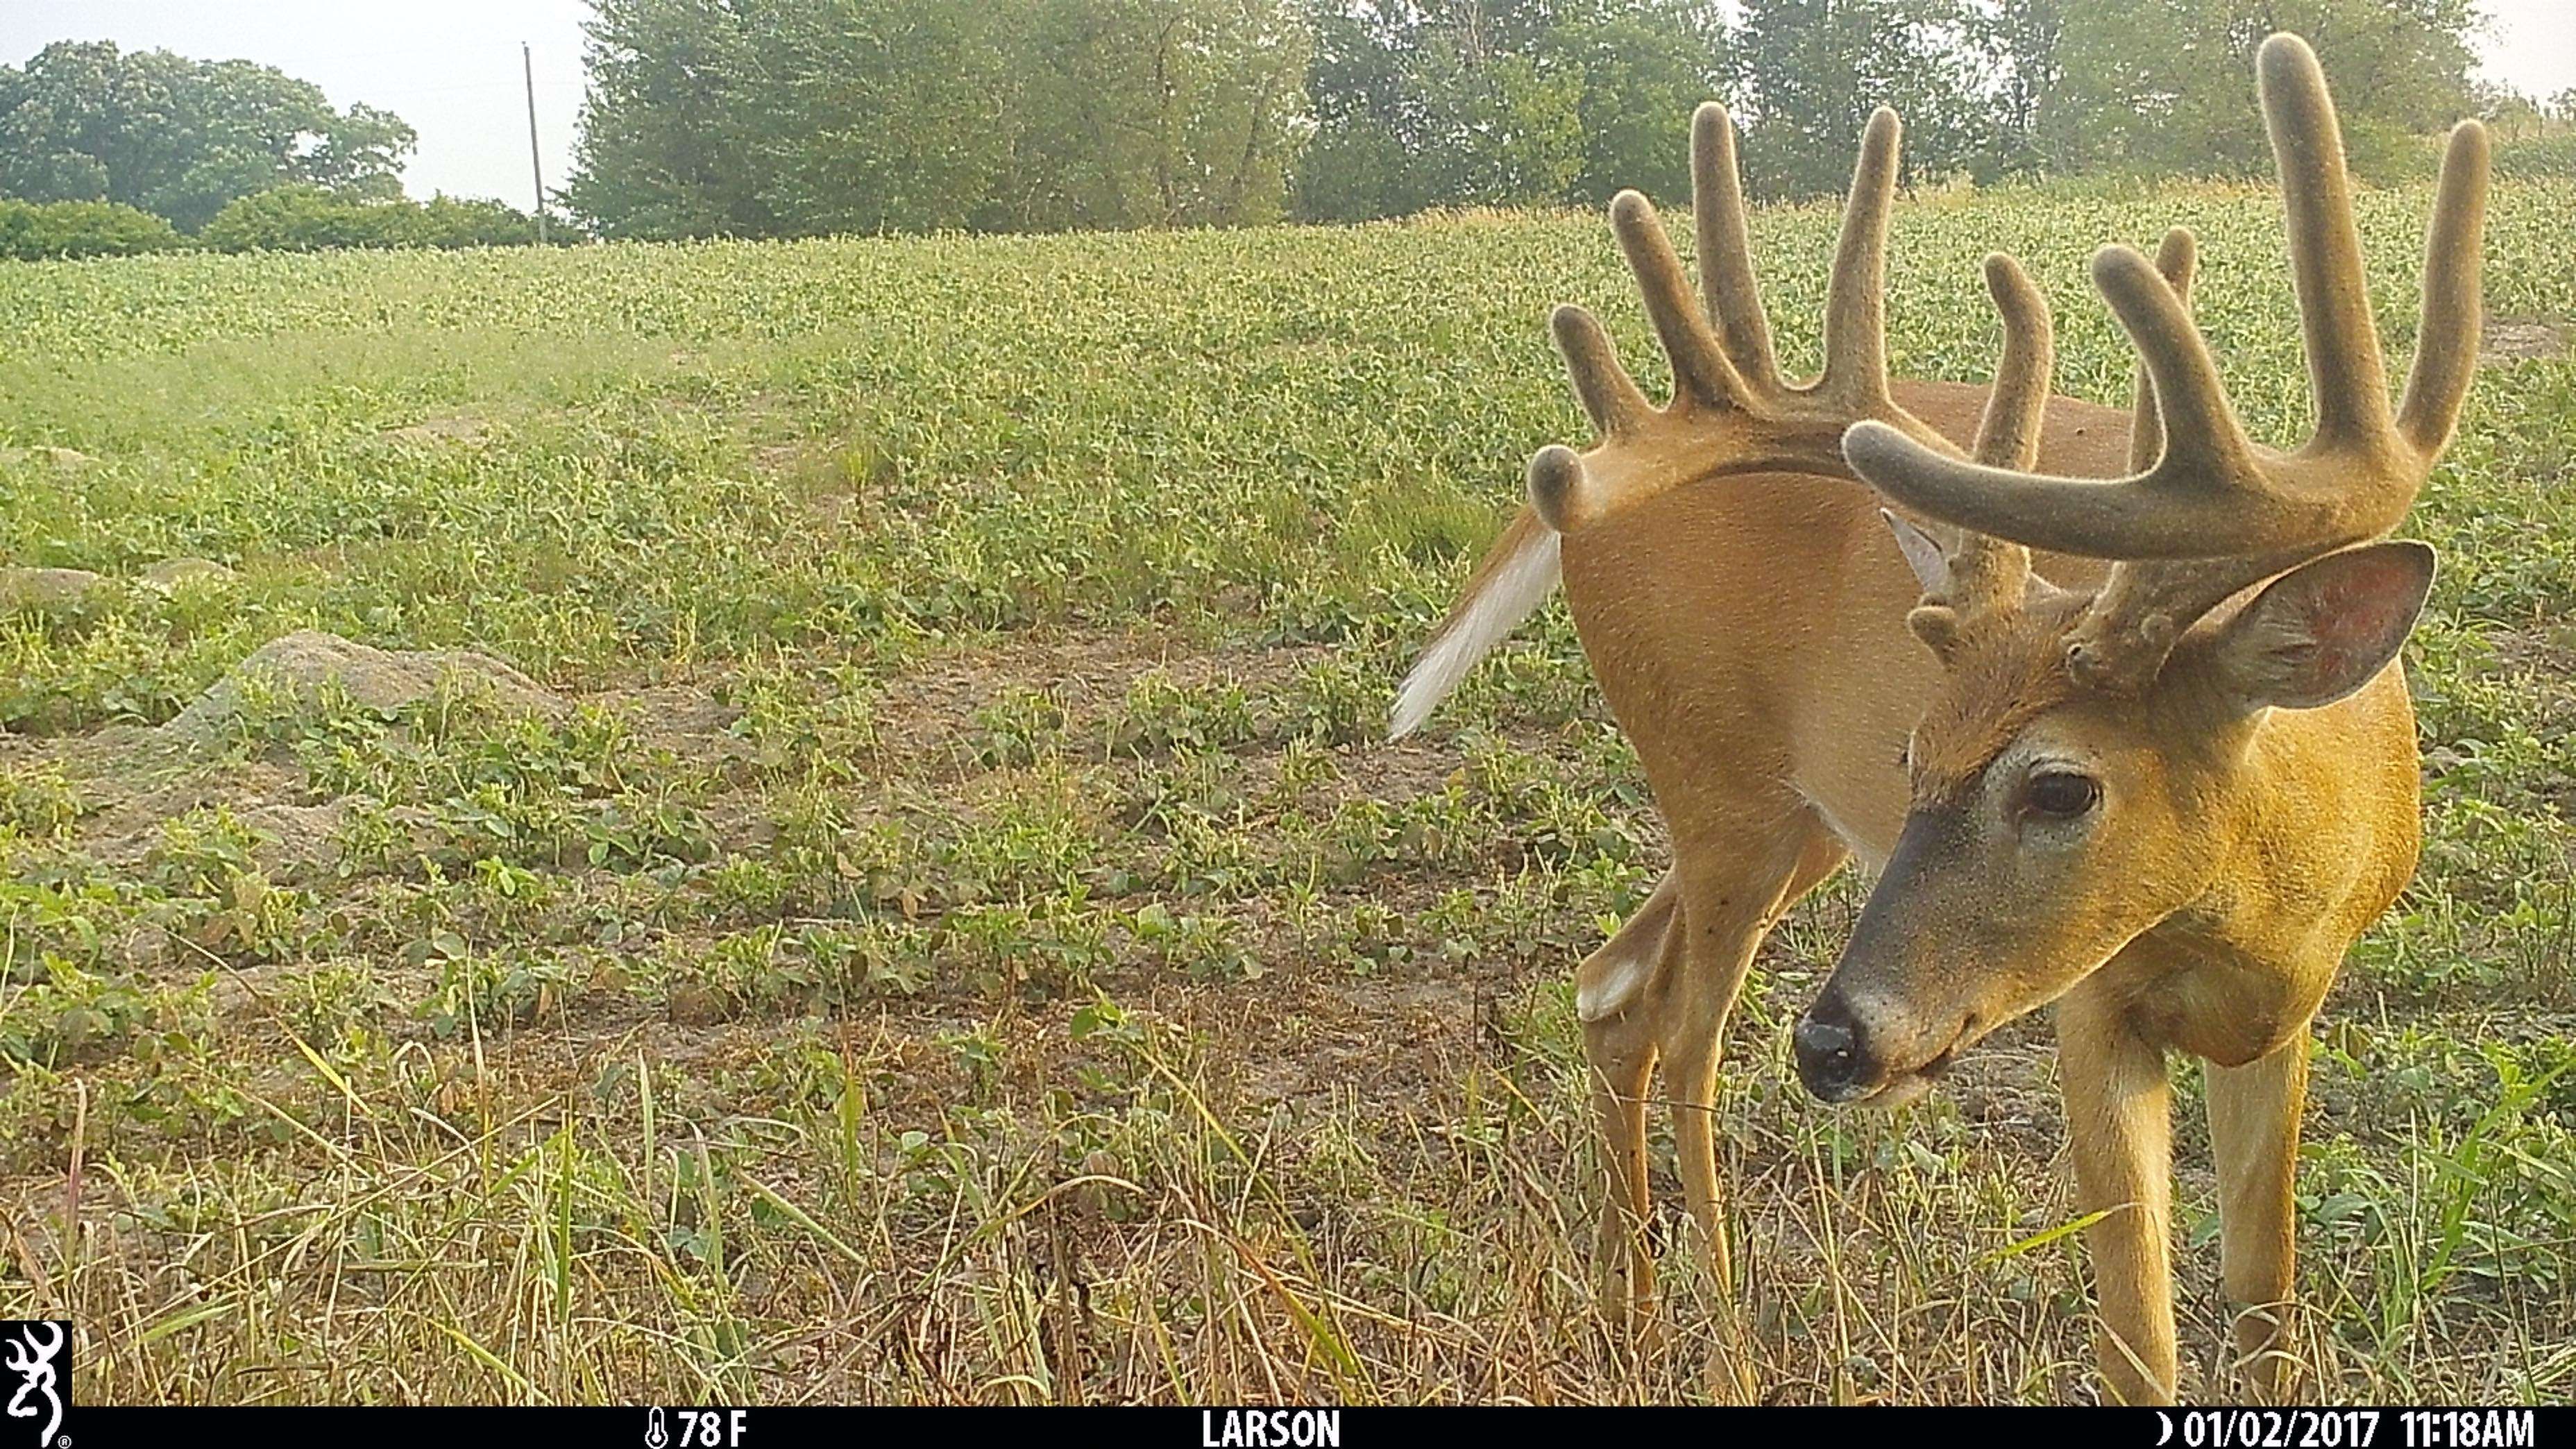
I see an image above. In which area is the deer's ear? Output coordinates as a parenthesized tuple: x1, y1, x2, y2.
(2206, 541, 2436, 711)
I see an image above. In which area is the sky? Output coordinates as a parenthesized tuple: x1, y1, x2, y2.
(0, 1, 2570, 207)
(0, 1, 591, 207)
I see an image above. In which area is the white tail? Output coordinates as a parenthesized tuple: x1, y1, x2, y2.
(1387, 511, 1560, 740)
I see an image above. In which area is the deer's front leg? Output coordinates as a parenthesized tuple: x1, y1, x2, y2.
(1663, 833, 1842, 1293)
(2058, 974, 2178, 1405)
(2207, 1032, 2310, 1402)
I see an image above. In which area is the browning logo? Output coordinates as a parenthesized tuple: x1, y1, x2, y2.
(0, 1323, 65, 1448)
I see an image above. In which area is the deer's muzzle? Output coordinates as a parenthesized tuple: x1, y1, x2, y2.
(1793, 992, 1876, 1101)
(1799, 804, 1983, 1105)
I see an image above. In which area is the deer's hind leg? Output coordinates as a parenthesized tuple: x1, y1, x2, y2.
(1577, 871, 1682, 1337)
(1663, 826, 1843, 1300)
(1577, 817, 1840, 1356)
(1661, 823, 1841, 1399)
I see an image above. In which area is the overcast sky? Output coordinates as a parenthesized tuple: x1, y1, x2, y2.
(1, 0, 2570, 206)
(0, 0, 591, 207)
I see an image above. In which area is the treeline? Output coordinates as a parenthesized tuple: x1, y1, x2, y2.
(0, 191, 545, 263)
(0, 1, 2530, 260)
(0, 40, 548, 262)
(0, 41, 414, 230)
(565, 0, 1314, 237)
(569, 0, 2500, 241)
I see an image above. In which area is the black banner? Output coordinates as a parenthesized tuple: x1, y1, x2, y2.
(40, 1405, 2571, 1449)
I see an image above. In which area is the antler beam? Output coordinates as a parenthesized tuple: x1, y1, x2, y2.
(1841, 33, 2489, 693)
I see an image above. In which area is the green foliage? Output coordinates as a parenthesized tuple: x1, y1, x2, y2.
(0, 761, 81, 835)
(0, 197, 181, 262)
(565, 0, 1311, 239)
(0, 40, 415, 231)
(199, 186, 544, 253)
(550, 0, 2494, 230)
(1299, 0, 1727, 220)
(2493, 131, 2576, 180)
(1733, 0, 1994, 197)
(2005, 0, 2482, 184)
(1732, 0, 2480, 196)
(1011, 0, 1314, 229)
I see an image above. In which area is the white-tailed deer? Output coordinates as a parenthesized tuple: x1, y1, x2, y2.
(1391, 33, 2485, 1405)
(1805, 36, 2486, 1403)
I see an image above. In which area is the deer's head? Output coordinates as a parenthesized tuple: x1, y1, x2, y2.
(1793, 34, 2489, 1107)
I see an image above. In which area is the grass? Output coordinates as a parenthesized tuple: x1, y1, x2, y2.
(0, 171, 2573, 1405)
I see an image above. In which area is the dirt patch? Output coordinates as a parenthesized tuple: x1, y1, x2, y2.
(380, 414, 489, 446)
(2491, 619, 2576, 675)
(0, 632, 574, 901)
(2481, 316, 2568, 365)
(865, 627, 1335, 772)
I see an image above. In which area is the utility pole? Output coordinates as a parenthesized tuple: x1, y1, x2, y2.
(523, 42, 550, 244)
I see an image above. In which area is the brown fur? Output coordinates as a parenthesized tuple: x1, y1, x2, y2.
(1407, 34, 2482, 1407)
(1903, 588, 2088, 801)
(1806, 35, 2481, 1405)
(1421, 95, 2129, 1401)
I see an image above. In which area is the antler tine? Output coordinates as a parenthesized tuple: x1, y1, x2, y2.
(1693, 101, 1778, 391)
(1847, 32, 2486, 695)
(1974, 253, 2053, 473)
(1530, 92, 1969, 536)
(1610, 189, 1750, 409)
(1821, 108, 1901, 409)
(1551, 303, 1654, 440)
(2096, 242, 2255, 491)
(1888, 252, 2054, 654)
(2128, 228, 2198, 474)
(2396, 119, 2492, 454)
(1943, 253, 2050, 616)
(1527, 444, 1591, 532)
(2260, 34, 2391, 450)
(1842, 235, 2264, 560)
(1844, 31, 2478, 564)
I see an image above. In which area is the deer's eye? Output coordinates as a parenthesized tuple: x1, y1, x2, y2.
(2024, 770, 2101, 820)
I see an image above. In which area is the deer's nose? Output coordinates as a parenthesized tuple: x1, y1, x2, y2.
(1795, 994, 1879, 1102)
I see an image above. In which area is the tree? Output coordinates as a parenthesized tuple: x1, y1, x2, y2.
(753, 0, 1022, 236)
(1969, 0, 2065, 180)
(1296, 4, 1437, 220)
(1294, 0, 1726, 221)
(1012, 0, 1312, 230)
(557, 0, 2489, 237)
(1559, 2, 1732, 204)
(568, 0, 1308, 238)
(200, 186, 543, 252)
(2016, 0, 2480, 180)
(0, 41, 416, 230)
(1731, 0, 1989, 198)
(560, 0, 784, 239)
(0, 197, 182, 261)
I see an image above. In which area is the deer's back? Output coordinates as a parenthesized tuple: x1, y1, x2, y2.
(1558, 379, 2131, 861)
